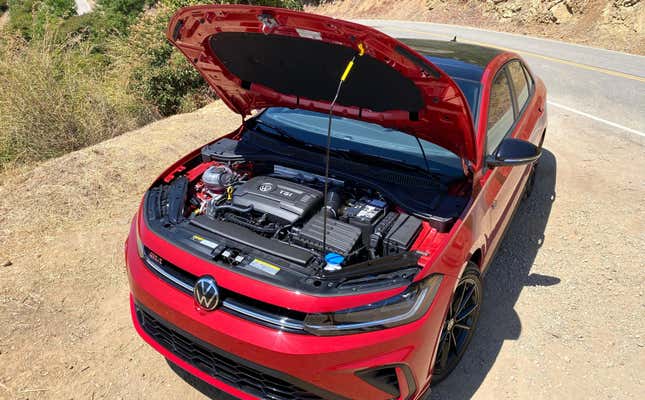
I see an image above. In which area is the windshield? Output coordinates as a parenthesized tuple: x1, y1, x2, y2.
(255, 108, 464, 178)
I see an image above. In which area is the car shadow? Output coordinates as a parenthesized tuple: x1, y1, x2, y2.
(428, 148, 558, 399)
(165, 149, 557, 400)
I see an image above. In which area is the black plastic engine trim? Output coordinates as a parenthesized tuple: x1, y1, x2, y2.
(232, 176, 323, 224)
(321, 252, 421, 279)
(190, 215, 313, 266)
(292, 213, 362, 257)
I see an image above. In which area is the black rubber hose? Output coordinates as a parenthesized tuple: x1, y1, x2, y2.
(324, 188, 343, 218)
(207, 203, 253, 217)
(223, 213, 280, 235)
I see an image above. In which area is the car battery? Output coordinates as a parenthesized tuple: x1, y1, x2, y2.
(344, 199, 387, 246)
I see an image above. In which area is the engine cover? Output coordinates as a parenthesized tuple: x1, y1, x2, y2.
(232, 176, 323, 223)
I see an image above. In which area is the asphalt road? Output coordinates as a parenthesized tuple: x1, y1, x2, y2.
(361, 20, 645, 142)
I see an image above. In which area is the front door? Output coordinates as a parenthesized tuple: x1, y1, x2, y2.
(480, 60, 538, 266)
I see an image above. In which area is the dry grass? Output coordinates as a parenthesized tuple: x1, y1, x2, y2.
(0, 33, 157, 169)
(0, 102, 239, 259)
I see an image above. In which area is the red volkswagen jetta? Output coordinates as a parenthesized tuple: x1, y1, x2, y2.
(125, 5, 546, 399)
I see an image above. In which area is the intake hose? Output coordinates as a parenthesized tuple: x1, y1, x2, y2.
(206, 203, 253, 218)
(324, 188, 343, 219)
(223, 213, 281, 235)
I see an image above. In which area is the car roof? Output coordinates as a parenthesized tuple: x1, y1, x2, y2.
(399, 38, 504, 82)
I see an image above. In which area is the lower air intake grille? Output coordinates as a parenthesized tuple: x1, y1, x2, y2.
(135, 304, 341, 400)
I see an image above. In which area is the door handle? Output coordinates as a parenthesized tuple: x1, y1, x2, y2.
(491, 200, 497, 209)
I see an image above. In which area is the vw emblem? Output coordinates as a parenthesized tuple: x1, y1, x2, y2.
(258, 182, 274, 192)
(193, 276, 220, 311)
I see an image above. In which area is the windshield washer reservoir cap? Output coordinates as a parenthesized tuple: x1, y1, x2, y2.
(324, 253, 344, 272)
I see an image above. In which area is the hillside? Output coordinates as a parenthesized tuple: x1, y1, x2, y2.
(308, 0, 645, 54)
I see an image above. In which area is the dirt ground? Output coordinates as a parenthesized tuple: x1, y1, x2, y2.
(308, 0, 645, 55)
(0, 101, 643, 400)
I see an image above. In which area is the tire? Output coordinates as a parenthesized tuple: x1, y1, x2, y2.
(431, 263, 483, 385)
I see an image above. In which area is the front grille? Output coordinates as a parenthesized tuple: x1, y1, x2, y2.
(135, 304, 343, 400)
(142, 248, 307, 333)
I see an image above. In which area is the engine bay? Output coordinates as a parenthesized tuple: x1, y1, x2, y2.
(187, 161, 422, 267)
(143, 135, 469, 292)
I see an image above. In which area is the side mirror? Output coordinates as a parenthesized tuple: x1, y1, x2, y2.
(486, 138, 541, 167)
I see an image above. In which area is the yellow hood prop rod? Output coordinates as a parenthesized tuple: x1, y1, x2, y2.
(321, 43, 365, 263)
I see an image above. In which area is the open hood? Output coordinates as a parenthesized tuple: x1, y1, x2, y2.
(167, 5, 477, 163)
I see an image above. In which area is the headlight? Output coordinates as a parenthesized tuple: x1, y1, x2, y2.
(303, 274, 443, 336)
(135, 215, 145, 259)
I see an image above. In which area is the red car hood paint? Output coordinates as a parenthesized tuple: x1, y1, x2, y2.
(167, 5, 477, 163)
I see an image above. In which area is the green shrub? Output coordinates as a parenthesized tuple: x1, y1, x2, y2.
(38, 0, 76, 16)
(6, 0, 35, 38)
(96, 0, 156, 33)
(6, 0, 147, 46)
(0, 33, 156, 167)
(6, 0, 77, 39)
(0, 0, 309, 167)
(55, 12, 112, 45)
(110, 0, 206, 117)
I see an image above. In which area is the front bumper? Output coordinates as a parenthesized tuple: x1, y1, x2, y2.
(125, 218, 455, 400)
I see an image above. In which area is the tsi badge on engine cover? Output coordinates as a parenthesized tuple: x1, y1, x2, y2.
(232, 176, 323, 224)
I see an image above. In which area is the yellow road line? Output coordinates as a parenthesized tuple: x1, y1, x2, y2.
(387, 27, 645, 83)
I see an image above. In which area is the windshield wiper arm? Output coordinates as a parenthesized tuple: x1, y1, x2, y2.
(332, 148, 435, 176)
(245, 119, 311, 147)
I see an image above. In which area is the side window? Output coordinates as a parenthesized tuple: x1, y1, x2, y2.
(486, 69, 514, 154)
(508, 61, 530, 111)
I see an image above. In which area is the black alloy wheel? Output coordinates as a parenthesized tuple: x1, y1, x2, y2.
(431, 264, 482, 384)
